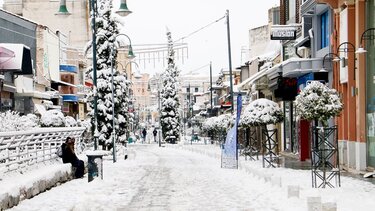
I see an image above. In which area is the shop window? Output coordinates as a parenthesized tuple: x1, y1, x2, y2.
(320, 11, 329, 49)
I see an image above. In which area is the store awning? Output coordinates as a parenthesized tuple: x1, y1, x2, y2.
(0, 46, 15, 58)
(62, 95, 79, 102)
(293, 36, 310, 48)
(52, 80, 76, 87)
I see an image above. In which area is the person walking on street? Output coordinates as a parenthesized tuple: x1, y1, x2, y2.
(142, 128, 147, 144)
(153, 128, 157, 142)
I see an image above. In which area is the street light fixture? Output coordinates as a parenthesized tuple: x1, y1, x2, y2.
(320, 52, 341, 72)
(56, 0, 71, 15)
(356, 28, 375, 54)
(337, 41, 356, 78)
(116, 0, 132, 17)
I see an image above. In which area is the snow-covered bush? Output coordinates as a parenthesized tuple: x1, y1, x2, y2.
(295, 81, 343, 125)
(40, 110, 66, 127)
(241, 98, 283, 127)
(65, 116, 78, 127)
(213, 114, 233, 132)
(0, 111, 40, 132)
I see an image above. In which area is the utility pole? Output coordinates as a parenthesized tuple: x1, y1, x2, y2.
(210, 61, 213, 117)
(226, 9, 234, 114)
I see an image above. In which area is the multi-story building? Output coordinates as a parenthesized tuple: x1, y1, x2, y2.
(2, 0, 134, 119)
(0, 9, 52, 115)
(316, 0, 375, 171)
(132, 73, 151, 126)
(236, 0, 375, 173)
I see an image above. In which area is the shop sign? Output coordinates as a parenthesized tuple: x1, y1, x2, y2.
(271, 28, 296, 40)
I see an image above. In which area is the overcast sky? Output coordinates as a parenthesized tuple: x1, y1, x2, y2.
(115, 0, 279, 76)
(0, 0, 279, 76)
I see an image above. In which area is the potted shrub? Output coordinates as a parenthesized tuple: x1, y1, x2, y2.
(295, 81, 343, 127)
(295, 81, 343, 188)
(241, 98, 283, 167)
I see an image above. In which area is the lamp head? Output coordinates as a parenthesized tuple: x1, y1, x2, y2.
(133, 71, 142, 79)
(116, 0, 132, 17)
(332, 57, 341, 62)
(56, 0, 71, 15)
(319, 68, 328, 72)
(355, 46, 367, 54)
(127, 45, 136, 59)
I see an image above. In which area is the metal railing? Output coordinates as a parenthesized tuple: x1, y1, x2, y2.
(0, 127, 86, 173)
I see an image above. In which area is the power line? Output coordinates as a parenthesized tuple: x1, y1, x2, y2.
(174, 15, 226, 43)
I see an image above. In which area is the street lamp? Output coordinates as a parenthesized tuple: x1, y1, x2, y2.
(337, 41, 356, 78)
(356, 28, 375, 54)
(109, 33, 135, 163)
(320, 53, 341, 72)
(89, 0, 133, 150)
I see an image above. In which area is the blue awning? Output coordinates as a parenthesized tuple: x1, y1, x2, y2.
(62, 95, 78, 102)
(60, 64, 78, 73)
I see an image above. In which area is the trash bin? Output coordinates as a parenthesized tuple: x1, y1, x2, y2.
(86, 151, 106, 182)
(128, 137, 133, 144)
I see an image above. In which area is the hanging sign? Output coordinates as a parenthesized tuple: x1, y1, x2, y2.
(270, 27, 296, 40)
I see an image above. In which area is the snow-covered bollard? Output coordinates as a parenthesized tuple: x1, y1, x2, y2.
(322, 202, 336, 211)
(307, 196, 322, 211)
(271, 176, 281, 187)
(85, 150, 108, 182)
(287, 185, 300, 198)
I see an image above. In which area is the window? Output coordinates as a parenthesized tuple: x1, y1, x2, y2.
(186, 87, 190, 93)
(320, 11, 329, 49)
(195, 87, 198, 92)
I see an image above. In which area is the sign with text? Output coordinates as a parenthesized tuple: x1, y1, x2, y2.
(271, 27, 296, 40)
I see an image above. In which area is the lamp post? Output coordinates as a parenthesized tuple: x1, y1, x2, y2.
(356, 28, 375, 54)
(109, 33, 135, 162)
(90, 0, 99, 150)
(89, 0, 133, 150)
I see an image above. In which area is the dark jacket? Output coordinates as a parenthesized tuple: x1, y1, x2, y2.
(61, 143, 79, 164)
(153, 129, 157, 136)
(142, 129, 147, 137)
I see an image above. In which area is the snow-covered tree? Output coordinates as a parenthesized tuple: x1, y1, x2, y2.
(160, 31, 181, 143)
(86, 0, 131, 149)
(241, 98, 283, 127)
(295, 81, 342, 126)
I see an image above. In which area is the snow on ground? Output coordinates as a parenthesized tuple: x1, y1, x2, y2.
(3, 143, 375, 210)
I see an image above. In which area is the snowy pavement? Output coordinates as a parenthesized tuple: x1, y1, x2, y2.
(4, 143, 375, 210)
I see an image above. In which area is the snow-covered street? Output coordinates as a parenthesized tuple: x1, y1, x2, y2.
(9, 144, 305, 211)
